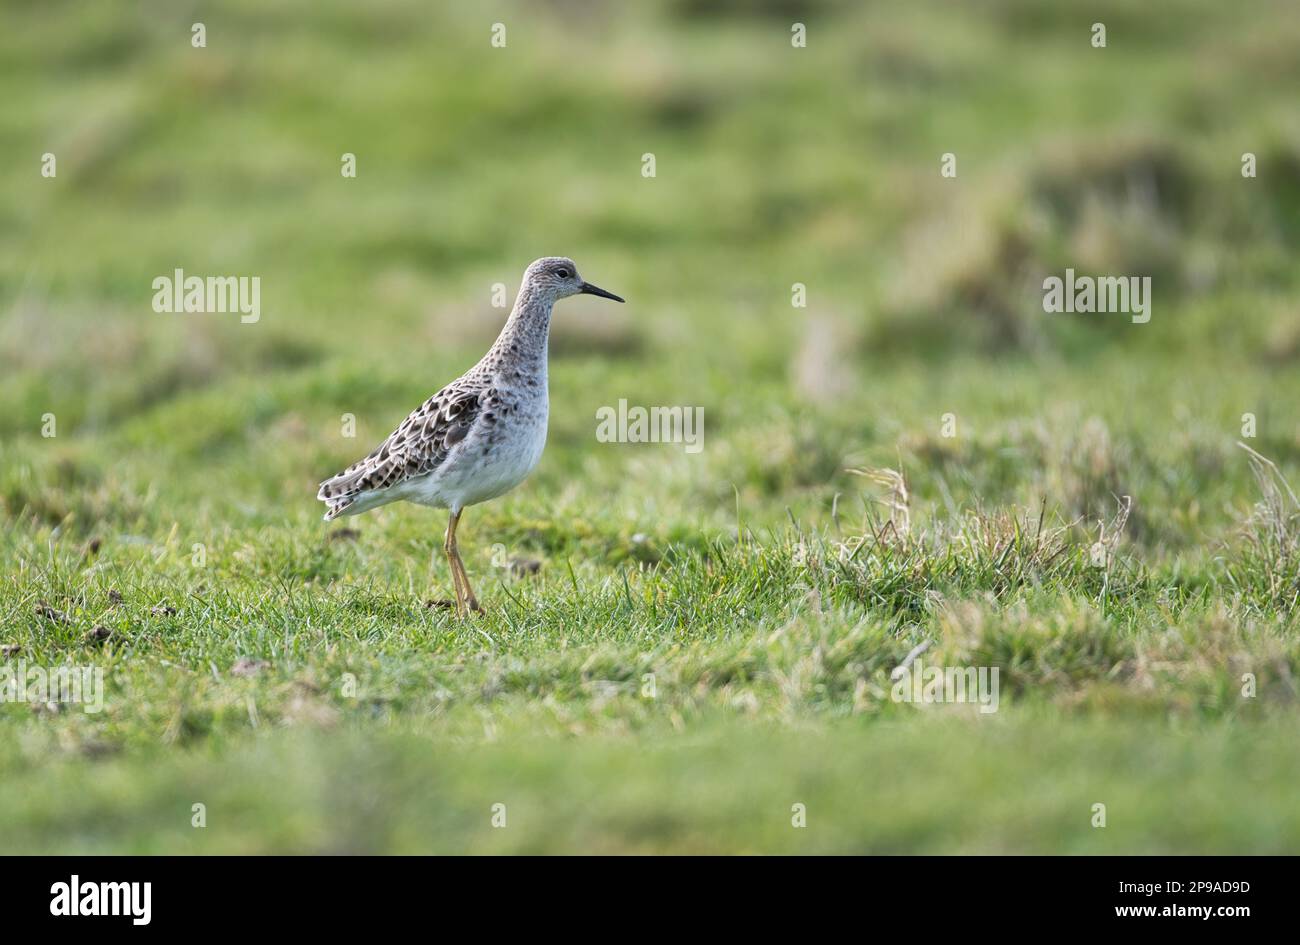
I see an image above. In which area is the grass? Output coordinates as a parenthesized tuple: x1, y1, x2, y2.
(7, 717, 1300, 854)
(3, 0, 1300, 853)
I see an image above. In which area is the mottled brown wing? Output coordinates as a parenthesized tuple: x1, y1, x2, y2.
(317, 383, 484, 512)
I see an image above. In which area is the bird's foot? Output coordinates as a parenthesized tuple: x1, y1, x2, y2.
(425, 597, 483, 616)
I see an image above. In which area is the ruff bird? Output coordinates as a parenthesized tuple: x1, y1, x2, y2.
(317, 257, 624, 615)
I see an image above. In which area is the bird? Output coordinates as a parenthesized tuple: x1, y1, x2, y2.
(317, 257, 625, 615)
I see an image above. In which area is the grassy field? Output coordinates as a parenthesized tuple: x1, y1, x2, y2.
(3, 0, 1300, 853)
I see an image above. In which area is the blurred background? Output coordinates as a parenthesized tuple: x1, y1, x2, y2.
(4, 0, 1300, 543)
(3, 1, 1300, 852)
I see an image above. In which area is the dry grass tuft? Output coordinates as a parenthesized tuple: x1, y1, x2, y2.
(1227, 443, 1300, 610)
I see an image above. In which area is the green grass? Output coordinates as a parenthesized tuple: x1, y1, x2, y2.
(7, 716, 1300, 854)
(3, 0, 1300, 853)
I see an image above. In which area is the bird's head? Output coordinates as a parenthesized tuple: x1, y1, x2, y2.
(524, 257, 624, 304)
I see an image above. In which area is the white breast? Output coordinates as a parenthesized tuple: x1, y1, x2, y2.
(410, 390, 548, 512)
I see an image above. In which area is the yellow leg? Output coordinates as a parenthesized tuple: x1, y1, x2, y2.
(456, 556, 481, 614)
(444, 509, 481, 616)
(444, 511, 466, 615)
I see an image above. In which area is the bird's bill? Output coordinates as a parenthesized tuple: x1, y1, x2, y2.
(579, 281, 625, 303)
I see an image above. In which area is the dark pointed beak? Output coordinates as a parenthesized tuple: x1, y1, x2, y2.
(579, 281, 625, 303)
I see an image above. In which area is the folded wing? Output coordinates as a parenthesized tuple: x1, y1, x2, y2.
(317, 382, 484, 519)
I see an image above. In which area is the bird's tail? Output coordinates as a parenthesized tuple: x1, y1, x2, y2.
(317, 474, 362, 521)
(320, 498, 357, 521)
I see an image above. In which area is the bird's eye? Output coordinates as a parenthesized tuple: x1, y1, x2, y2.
(556, 268, 571, 278)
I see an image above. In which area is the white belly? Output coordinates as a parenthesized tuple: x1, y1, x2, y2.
(407, 398, 548, 512)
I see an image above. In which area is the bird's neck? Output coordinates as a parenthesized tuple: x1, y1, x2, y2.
(485, 284, 552, 374)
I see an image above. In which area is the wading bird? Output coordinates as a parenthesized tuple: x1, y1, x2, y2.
(317, 257, 624, 615)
